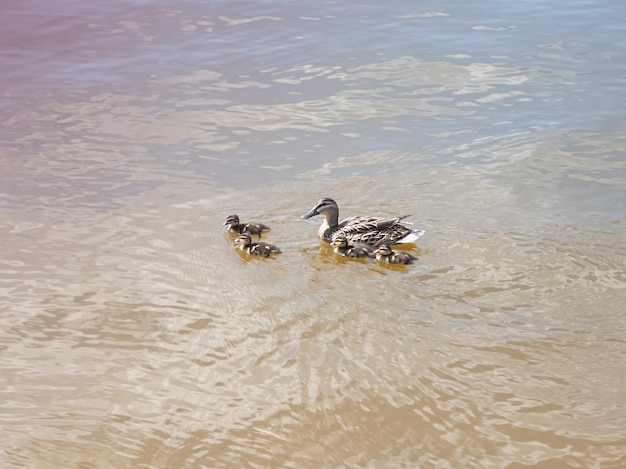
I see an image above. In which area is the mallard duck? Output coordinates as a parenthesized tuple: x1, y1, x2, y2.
(332, 236, 375, 258)
(223, 214, 270, 237)
(234, 233, 281, 257)
(375, 244, 417, 264)
(300, 198, 425, 247)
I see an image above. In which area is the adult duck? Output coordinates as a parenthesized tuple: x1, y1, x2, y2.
(300, 198, 424, 247)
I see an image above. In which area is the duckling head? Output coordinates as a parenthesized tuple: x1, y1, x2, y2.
(234, 233, 252, 247)
(332, 236, 349, 248)
(223, 214, 240, 227)
(377, 244, 393, 256)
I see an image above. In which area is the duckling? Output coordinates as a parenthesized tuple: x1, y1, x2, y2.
(234, 233, 281, 257)
(332, 236, 375, 258)
(301, 198, 425, 247)
(223, 214, 270, 237)
(375, 244, 417, 265)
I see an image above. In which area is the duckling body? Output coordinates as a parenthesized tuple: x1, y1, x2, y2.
(332, 237, 375, 258)
(375, 244, 417, 265)
(234, 234, 281, 257)
(223, 214, 270, 237)
(300, 198, 424, 247)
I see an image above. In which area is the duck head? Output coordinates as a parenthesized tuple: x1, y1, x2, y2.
(376, 244, 393, 256)
(300, 198, 338, 220)
(233, 233, 252, 247)
(223, 214, 240, 227)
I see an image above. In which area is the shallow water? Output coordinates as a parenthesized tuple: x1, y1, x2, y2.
(1, 0, 626, 467)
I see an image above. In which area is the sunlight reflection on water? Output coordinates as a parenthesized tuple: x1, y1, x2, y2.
(1, 0, 626, 467)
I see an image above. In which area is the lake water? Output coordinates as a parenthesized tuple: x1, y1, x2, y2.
(1, 0, 625, 467)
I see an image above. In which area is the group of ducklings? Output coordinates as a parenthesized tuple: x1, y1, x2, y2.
(331, 236, 417, 264)
(224, 198, 424, 265)
(223, 214, 281, 258)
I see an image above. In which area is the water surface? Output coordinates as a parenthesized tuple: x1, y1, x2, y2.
(1, 0, 625, 467)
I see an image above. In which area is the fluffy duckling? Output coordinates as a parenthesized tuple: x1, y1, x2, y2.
(375, 244, 417, 265)
(223, 214, 270, 237)
(332, 236, 375, 258)
(234, 233, 281, 257)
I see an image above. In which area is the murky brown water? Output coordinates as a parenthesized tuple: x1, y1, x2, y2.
(2, 0, 626, 467)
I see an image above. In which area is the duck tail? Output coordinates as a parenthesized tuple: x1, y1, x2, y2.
(397, 229, 425, 244)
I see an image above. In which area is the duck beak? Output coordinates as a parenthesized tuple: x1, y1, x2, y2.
(300, 207, 319, 219)
(222, 221, 228, 226)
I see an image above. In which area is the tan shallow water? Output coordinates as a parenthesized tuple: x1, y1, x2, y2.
(1, 0, 626, 467)
(2, 161, 625, 467)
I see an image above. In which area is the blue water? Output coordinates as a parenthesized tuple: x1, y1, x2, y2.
(3, 0, 625, 198)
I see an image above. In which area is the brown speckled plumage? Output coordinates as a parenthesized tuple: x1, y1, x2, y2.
(300, 198, 424, 247)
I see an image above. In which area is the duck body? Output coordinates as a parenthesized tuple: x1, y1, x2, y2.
(375, 244, 417, 265)
(234, 234, 281, 257)
(332, 236, 375, 258)
(223, 214, 270, 237)
(301, 198, 424, 247)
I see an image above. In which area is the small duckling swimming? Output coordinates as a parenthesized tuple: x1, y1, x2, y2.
(375, 244, 417, 264)
(223, 214, 270, 237)
(332, 236, 375, 258)
(234, 233, 281, 257)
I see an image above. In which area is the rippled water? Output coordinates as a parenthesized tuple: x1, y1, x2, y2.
(1, 0, 626, 467)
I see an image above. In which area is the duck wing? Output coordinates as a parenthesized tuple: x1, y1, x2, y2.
(333, 215, 412, 246)
(242, 222, 270, 235)
(337, 215, 410, 233)
(394, 251, 417, 264)
(257, 241, 281, 254)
